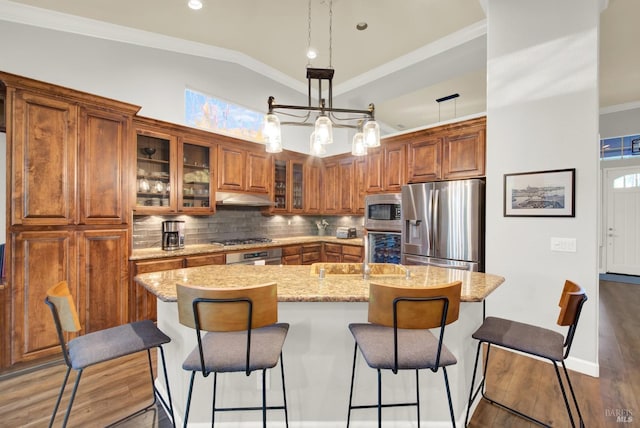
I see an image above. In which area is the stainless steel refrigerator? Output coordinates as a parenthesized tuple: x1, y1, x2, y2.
(401, 179, 485, 271)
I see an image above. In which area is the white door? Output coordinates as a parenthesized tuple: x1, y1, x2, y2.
(606, 167, 640, 275)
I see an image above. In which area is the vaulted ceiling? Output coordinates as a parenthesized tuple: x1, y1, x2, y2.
(4, 0, 638, 132)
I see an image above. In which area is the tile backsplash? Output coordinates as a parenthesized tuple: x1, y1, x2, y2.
(133, 207, 364, 249)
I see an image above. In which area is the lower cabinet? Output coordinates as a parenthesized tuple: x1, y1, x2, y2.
(302, 244, 322, 265)
(323, 243, 364, 263)
(130, 252, 226, 322)
(281, 245, 302, 265)
(9, 228, 128, 366)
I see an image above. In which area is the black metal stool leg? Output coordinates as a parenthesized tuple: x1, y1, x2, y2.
(377, 369, 382, 428)
(262, 369, 267, 428)
(415, 369, 421, 428)
(62, 369, 84, 428)
(183, 371, 196, 428)
(49, 366, 72, 428)
(156, 346, 175, 427)
(279, 353, 289, 428)
(346, 343, 358, 428)
(562, 361, 585, 427)
(465, 341, 484, 426)
(442, 366, 456, 428)
(212, 372, 218, 427)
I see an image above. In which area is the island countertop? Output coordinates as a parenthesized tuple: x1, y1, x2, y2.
(134, 264, 505, 303)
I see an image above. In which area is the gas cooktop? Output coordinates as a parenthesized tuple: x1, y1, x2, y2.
(211, 237, 273, 246)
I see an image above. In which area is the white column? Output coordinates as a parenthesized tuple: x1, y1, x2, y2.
(485, 0, 601, 376)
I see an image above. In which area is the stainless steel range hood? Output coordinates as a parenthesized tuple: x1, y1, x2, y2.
(215, 191, 275, 207)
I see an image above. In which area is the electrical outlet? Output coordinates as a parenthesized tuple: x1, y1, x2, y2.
(550, 237, 577, 252)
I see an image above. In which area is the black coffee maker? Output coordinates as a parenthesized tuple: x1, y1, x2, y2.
(162, 220, 185, 250)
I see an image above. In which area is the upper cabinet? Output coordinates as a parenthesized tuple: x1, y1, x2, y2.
(304, 157, 322, 214)
(322, 154, 360, 215)
(365, 142, 406, 194)
(217, 141, 271, 194)
(134, 117, 215, 215)
(6, 73, 138, 226)
(406, 116, 486, 183)
(272, 151, 305, 214)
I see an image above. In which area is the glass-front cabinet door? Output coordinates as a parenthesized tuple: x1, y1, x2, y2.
(136, 131, 174, 212)
(180, 140, 214, 214)
(291, 161, 304, 212)
(273, 159, 288, 211)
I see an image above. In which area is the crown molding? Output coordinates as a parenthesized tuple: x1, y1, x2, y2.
(600, 100, 640, 115)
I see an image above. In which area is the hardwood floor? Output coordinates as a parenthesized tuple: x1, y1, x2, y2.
(469, 280, 639, 427)
(0, 280, 636, 427)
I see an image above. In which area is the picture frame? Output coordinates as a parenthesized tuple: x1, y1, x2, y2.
(504, 168, 575, 217)
(0, 90, 5, 133)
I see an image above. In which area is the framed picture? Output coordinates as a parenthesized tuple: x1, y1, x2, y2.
(504, 168, 575, 217)
(0, 90, 5, 132)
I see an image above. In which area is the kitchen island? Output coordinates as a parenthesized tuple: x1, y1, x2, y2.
(135, 264, 505, 427)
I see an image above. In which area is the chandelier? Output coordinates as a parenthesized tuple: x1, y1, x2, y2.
(262, 0, 380, 156)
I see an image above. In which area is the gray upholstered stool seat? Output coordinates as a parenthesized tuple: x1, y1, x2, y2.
(471, 316, 565, 361)
(68, 320, 171, 370)
(349, 324, 457, 370)
(182, 323, 289, 373)
(465, 280, 588, 428)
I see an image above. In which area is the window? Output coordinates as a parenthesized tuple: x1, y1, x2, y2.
(600, 133, 640, 160)
(613, 173, 640, 189)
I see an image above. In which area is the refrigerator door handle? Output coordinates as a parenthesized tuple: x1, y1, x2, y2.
(432, 189, 439, 253)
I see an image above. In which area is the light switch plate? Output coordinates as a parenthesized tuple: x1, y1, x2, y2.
(550, 237, 577, 252)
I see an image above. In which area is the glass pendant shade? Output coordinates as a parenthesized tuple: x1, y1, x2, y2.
(351, 132, 367, 156)
(310, 131, 326, 155)
(314, 115, 333, 145)
(363, 120, 380, 147)
(263, 113, 282, 153)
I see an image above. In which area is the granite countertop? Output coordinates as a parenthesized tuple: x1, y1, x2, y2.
(130, 236, 363, 261)
(134, 264, 505, 303)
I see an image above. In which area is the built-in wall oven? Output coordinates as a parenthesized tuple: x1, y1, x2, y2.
(364, 193, 403, 264)
(364, 193, 402, 232)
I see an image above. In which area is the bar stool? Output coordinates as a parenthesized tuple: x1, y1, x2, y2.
(45, 280, 174, 428)
(347, 280, 462, 428)
(176, 282, 289, 427)
(465, 280, 588, 427)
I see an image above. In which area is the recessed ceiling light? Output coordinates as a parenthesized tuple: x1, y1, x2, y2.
(356, 22, 368, 31)
(188, 0, 203, 10)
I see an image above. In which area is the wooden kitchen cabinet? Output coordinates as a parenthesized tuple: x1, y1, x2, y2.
(2, 72, 139, 369)
(304, 158, 322, 214)
(10, 90, 78, 226)
(354, 157, 366, 214)
(406, 116, 486, 183)
(407, 136, 442, 183)
(179, 138, 214, 213)
(8, 228, 129, 365)
(217, 142, 271, 194)
(342, 244, 364, 262)
(323, 154, 358, 214)
(281, 245, 303, 265)
(77, 229, 129, 333)
(184, 253, 225, 267)
(365, 142, 406, 194)
(130, 257, 183, 322)
(301, 244, 322, 265)
(10, 230, 77, 365)
(323, 243, 342, 262)
(322, 160, 340, 214)
(79, 106, 131, 224)
(442, 125, 486, 179)
(323, 242, 364, 263)
(135, 117, 217, 215)
(272, 151, 305, 214)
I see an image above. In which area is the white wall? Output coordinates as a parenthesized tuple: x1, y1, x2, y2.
(485, 0, 599, 375)
(600, 106, 640, 139)
(0, 20, 352, 156)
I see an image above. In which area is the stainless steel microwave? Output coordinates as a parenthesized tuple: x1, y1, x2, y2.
(364, 193, 402, 231)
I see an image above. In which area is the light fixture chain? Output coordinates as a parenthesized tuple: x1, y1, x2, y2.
(329, 0, 333, 68)
(307, 0, 313, 67)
